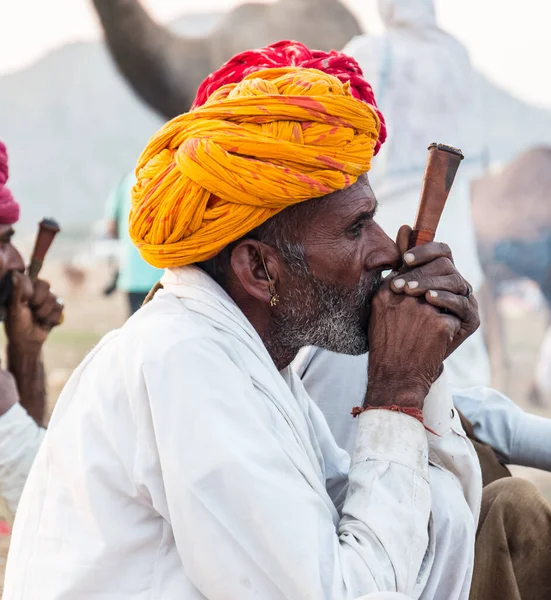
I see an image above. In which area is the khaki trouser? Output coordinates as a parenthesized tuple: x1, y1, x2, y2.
(470, 478, 551, 600)
(459, 410, 551, 599)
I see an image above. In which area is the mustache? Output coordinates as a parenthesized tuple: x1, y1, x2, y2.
(370, 272, 384, 295)
(359, 271, 384, 304)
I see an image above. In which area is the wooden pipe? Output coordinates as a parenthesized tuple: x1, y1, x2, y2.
(27, 218, 61, 280)
(409, 143, 464, 248)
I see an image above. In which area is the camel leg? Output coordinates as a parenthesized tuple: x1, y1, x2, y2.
(530, 273, 551, 406)
(477, 278, 510, 392)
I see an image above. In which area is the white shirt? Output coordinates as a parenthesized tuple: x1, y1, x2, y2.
(5, 267, 433, 600)
(4, 359, 550, 516)
(293, 347, 482, 600)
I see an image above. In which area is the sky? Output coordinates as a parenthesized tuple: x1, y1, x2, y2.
(1, 0, 550, 109)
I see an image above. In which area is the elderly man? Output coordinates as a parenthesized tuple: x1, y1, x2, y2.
(4, 41, 551, 600)
(0, 142, 63, 513)
(4, 49, 481, 599)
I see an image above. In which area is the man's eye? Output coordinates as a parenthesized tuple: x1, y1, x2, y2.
(349, 222, 365, 238)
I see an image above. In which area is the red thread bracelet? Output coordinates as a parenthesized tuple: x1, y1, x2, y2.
(351, 405, 439, 436)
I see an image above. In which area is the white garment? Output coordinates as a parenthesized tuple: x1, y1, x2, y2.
(5, 266, 433, 600)
(293, 347, 482, 600)
(343, 0, 490, 387)
(455, 386, 551, 471)
(0, 403, 44, 514)
(4, 361, 550, 520)
(535, 325, 551, 394)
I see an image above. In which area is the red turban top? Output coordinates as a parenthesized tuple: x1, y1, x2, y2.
(0, 142, 20, 225)
(193, 40, 387, 155)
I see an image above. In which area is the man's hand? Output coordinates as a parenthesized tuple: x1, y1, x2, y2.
(390, 225, 480, 358)
(0, 369, 19, 416)
(365, 225, 479, 411)
(5, 271, 64, 352)
(366, 279, 461, 410)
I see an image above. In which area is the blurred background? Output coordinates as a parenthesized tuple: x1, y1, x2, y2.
(1, 0, 551, 573)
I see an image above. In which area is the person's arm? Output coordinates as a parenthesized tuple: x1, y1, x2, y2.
(4, 272, 63, 425)
(6, 345, 44, 423)
(297, 348, 482, 518)
(104, 176, 126, 240)
(453, 387, 551, 471)
(143, 337, 432, 599)
(0, 369, 45, 513)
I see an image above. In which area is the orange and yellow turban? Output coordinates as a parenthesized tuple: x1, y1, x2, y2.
(130, 66, 381, 268)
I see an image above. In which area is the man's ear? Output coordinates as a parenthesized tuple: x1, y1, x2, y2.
(230, 240, 282, 304)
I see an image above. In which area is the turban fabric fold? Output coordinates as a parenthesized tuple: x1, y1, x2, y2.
(131, 48, 384, 268)
(193, 40, 386, 152)
(0, 142, 20, 225)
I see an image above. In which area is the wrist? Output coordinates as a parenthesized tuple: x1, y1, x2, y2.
(7, 341, 43, 359)
(365, 389, 426, 410)
(366, 374, 429, 410)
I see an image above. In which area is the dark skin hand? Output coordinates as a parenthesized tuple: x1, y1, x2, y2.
(367, 225, 480, 410)
(0, 224, 64, 425)
(391, 224, 480, 359)
(6, 271, 64, 349)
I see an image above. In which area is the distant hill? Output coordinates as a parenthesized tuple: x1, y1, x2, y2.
(1, 10, 550, 235)
(0, 13, 220, 235)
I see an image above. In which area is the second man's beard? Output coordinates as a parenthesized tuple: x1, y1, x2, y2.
(0, 272, 13, 323)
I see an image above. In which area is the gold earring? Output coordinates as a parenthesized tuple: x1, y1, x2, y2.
(260, 249, 280, 307)
(269, 282, 280, 307)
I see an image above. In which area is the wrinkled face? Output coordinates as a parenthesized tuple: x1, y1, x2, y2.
(270, 175, 400, 355)
(0, 224, 25, 320)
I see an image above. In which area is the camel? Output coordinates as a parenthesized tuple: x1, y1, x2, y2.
(91, 0, 362, 119)
(472, 146, 551, 395)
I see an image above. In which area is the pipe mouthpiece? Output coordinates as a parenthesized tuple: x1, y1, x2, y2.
(428, 143, 464, 160)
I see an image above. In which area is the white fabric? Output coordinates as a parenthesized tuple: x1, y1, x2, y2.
(4, 358, 549, 523)
(292, 346, 482, 600)
(358, 595, 413, 600)
(0, 403, 44, 515)
(5, 266, 433, 600)
(455, 386, 551, 471)
(535, 325, 551, 393)
(343, 0, 489, 387)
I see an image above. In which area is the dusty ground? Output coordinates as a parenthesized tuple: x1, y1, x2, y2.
(0, 264, 550, 590)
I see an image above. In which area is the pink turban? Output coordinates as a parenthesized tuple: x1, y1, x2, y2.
(0, 142, 20, 225)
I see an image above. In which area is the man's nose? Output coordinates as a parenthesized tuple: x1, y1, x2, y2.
(366, 223, 402, 271)
(5, 245, 25, 273)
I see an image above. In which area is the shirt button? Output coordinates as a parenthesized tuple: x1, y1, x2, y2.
(450, 408, 455, 419)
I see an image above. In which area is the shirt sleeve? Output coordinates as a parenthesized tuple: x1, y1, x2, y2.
(0, 403, 45, 514)
(422, 372, 482, 517)
(141, 337, 431, 600)
(454, 386, 551, 471)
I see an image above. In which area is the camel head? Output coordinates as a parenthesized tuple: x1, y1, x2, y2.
(91, 0, 363, 118)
